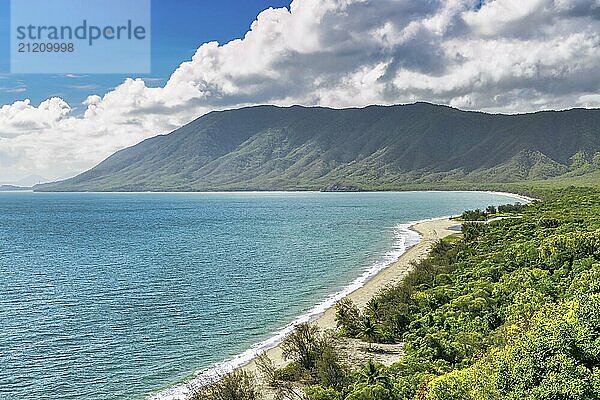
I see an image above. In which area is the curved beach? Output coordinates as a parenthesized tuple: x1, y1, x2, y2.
(149, 217, 457, 400)
(242, 217, 457, 374)
(150, 191, 531, 400)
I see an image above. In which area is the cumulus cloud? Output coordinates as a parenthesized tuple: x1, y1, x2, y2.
(0, 0, 599, 182)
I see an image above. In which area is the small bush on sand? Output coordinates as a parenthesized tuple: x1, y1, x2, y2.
(274, 361, 303, 381)
(193, 370, 261, 400)
(281, 323, 325, 372)
(278, 323, 351, 389)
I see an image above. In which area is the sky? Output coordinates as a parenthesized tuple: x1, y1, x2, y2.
(0, 0, 291, 110)
(0, 0, 599, 184)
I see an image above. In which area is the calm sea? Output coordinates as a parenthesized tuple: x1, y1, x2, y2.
(0, 191, 518, 400)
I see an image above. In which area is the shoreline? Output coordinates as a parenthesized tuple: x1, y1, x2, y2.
(150, 191, 527, 400)
(24, 189, 537, 201)
(242, 216, 458, 375)
(482, 190, 537, 203)
(150, 217, 459, 400)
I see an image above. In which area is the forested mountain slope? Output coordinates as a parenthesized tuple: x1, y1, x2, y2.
(37, 103, 600, 192)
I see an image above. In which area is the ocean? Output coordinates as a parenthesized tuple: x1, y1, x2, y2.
(0, 191, 519, 400)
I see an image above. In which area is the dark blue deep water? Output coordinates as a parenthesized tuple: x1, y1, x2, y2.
(0, 191, 518, 400)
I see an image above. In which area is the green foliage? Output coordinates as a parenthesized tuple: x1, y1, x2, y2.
(344, 385, 395, 400)
(539, 230, 600, 268)
(305, 361, 399, 400)
(356, 360, 393, 389)
(36, 104, 600, 192)
(193, 370, 261, 400)
(461, 202, 524, 221)
(568, 263, 600, 297)
(497, 203, 525, 213)
(315, 345, 351, 391)
(359, 317, 379, 349)
(335, 298, 361, 337)
(461, 222, 487, 241)
(305, 385, 344, 400)
(273, 361, 302, 382)
(281, 323, 351, 388)
(426, 293, 600, 400)
(460, 209, 488, 221)
(493, 295, 600, 399)
(335, 187, 600, 400)
(281, 323, 324, 372)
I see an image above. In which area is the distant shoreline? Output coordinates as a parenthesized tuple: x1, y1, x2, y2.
(27, 188, 537, 201)
(0, 185, 32, 192)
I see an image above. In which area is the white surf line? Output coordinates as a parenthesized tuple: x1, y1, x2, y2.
(149, 196, 514, 399)
(148, 219, 427, 400)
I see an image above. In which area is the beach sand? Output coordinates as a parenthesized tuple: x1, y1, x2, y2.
(152, 192, 533, 400)
(148, 217, 459, 400)
(152, 192, 533, 399)
(242, 217, 459, 378)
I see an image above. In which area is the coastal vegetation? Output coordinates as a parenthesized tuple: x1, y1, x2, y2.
(330, 187, 600, 399)
(194, 370, 260, 400)
(459, 203, 527, 221)
(212, 186, 600, 399)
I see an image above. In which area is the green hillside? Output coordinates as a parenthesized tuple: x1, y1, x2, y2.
(36, 103, 600, 192)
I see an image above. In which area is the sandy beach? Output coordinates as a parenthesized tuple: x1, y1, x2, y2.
(153, 192, 532, 400)
(149, 216, 463, 400)
(242, 216, 459, 376)
(239, 191, 536, 380)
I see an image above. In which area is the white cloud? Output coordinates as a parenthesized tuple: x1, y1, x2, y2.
(0, 0, 599, 182)
(0, 98, 71, 136)
(0, 87, 27, 93)
(578, 93, 600, 106)
(68, 84, 101, 90)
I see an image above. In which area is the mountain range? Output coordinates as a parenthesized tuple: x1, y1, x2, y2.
(36, 103, 600, 192)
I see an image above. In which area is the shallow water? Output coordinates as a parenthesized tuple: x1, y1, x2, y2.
(0, 191, 517, 400)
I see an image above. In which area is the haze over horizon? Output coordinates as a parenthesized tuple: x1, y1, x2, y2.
(1, 0, 599, 183)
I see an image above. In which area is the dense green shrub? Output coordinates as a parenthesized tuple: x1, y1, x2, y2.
(315, 345, 351, 391)
(273, 361, 302, 382)
(280, 323, 351, 387)
(461, 209, 487, 221)
(201, 188, 600, 400)
(426, 293, 600, 400)
(305, 385, 344, 400)
(332, 188, 600, 400)
(497, 203, 525, 213)
(281, 323, 324, 372)
(461, 222, 487, 241)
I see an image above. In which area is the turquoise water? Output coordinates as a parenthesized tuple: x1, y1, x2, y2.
(0, 191, 518, 400)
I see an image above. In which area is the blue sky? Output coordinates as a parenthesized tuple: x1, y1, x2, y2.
(0, 0, 291, 109)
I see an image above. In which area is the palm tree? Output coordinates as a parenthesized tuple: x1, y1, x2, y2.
(361, 317, 377, 350)
(368, 299, 382, 322)
(357, 360, 392, 390)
